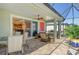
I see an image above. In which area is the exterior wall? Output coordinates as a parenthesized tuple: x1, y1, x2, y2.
(0, 9, 10, 37)
(0, 8, 46, 38)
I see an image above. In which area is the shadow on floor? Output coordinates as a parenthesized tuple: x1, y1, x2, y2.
(9, 39, 47, 55)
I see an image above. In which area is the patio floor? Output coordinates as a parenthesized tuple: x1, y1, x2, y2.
(51, 44, 69, 55)
(0, 37, 69, 55)
(29, 37, 69, 55)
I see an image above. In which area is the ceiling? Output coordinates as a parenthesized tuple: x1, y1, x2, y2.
(0, 3, 62, 21)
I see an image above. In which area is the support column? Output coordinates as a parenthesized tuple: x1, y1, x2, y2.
(53, 19, 57, 42)
(57, 21, 61, 39)
(63, 24, 64, 36)
(31, 21, 33, 37)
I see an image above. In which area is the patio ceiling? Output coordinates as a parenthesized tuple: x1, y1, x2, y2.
(0, 3, 62, 21)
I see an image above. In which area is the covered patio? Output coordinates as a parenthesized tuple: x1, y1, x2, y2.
(0, 3, 79, 55)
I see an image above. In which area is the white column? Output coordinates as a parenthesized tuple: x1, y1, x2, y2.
(57, 21, 61, 39)
(44, 21, 47, 32)
(38, 21, 40, 33)
(63, 24, 65, 36)
(31, 21, 33, 37)
(53, 19, 57, 42)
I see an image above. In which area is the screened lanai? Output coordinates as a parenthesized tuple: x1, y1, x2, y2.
(44, 3, 79, 40)
(48, 3, 79, 25)
(1, 3, 79, 55)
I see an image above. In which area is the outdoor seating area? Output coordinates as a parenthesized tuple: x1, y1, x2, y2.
(37, 32, 51, 42)
(0, 3, 79, 55)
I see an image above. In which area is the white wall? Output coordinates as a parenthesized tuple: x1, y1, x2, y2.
(0, 8, 40, 38)
(0, 9, 10, 38)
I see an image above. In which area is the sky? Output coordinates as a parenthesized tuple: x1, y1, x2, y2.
(49, 3, 79, 25)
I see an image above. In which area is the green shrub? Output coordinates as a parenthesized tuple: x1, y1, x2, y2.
(64, 25, 79, 39)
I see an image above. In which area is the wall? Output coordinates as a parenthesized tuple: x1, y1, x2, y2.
(0, 8, 40, 38)
(0, 9, 10, 38)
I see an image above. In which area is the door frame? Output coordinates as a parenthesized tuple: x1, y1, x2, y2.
(10, 14, 39, 37)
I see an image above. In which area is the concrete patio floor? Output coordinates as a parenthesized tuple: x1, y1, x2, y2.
(0, 37, 69, 55)
(51, 44, 69, 55)
(29, 37, 69, 55)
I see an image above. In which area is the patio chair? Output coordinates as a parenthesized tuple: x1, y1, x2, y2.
(0, 36, 8, 55)
(38, 32, 51, 42)
(23, 32, 29, 48)
(0, 44, 7, 55)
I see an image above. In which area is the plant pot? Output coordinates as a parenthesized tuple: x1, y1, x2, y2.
(69, 39, 79, 47)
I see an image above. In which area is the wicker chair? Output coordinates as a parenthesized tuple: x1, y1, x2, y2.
(38, 32, 51, 42)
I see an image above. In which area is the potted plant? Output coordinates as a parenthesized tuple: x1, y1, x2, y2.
(64, 25, 79, 47)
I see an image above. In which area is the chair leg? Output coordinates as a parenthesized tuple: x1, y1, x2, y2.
(26, 41, 29, 48)
(21, 47, 24, 54)
(5, 47, 8, 55)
